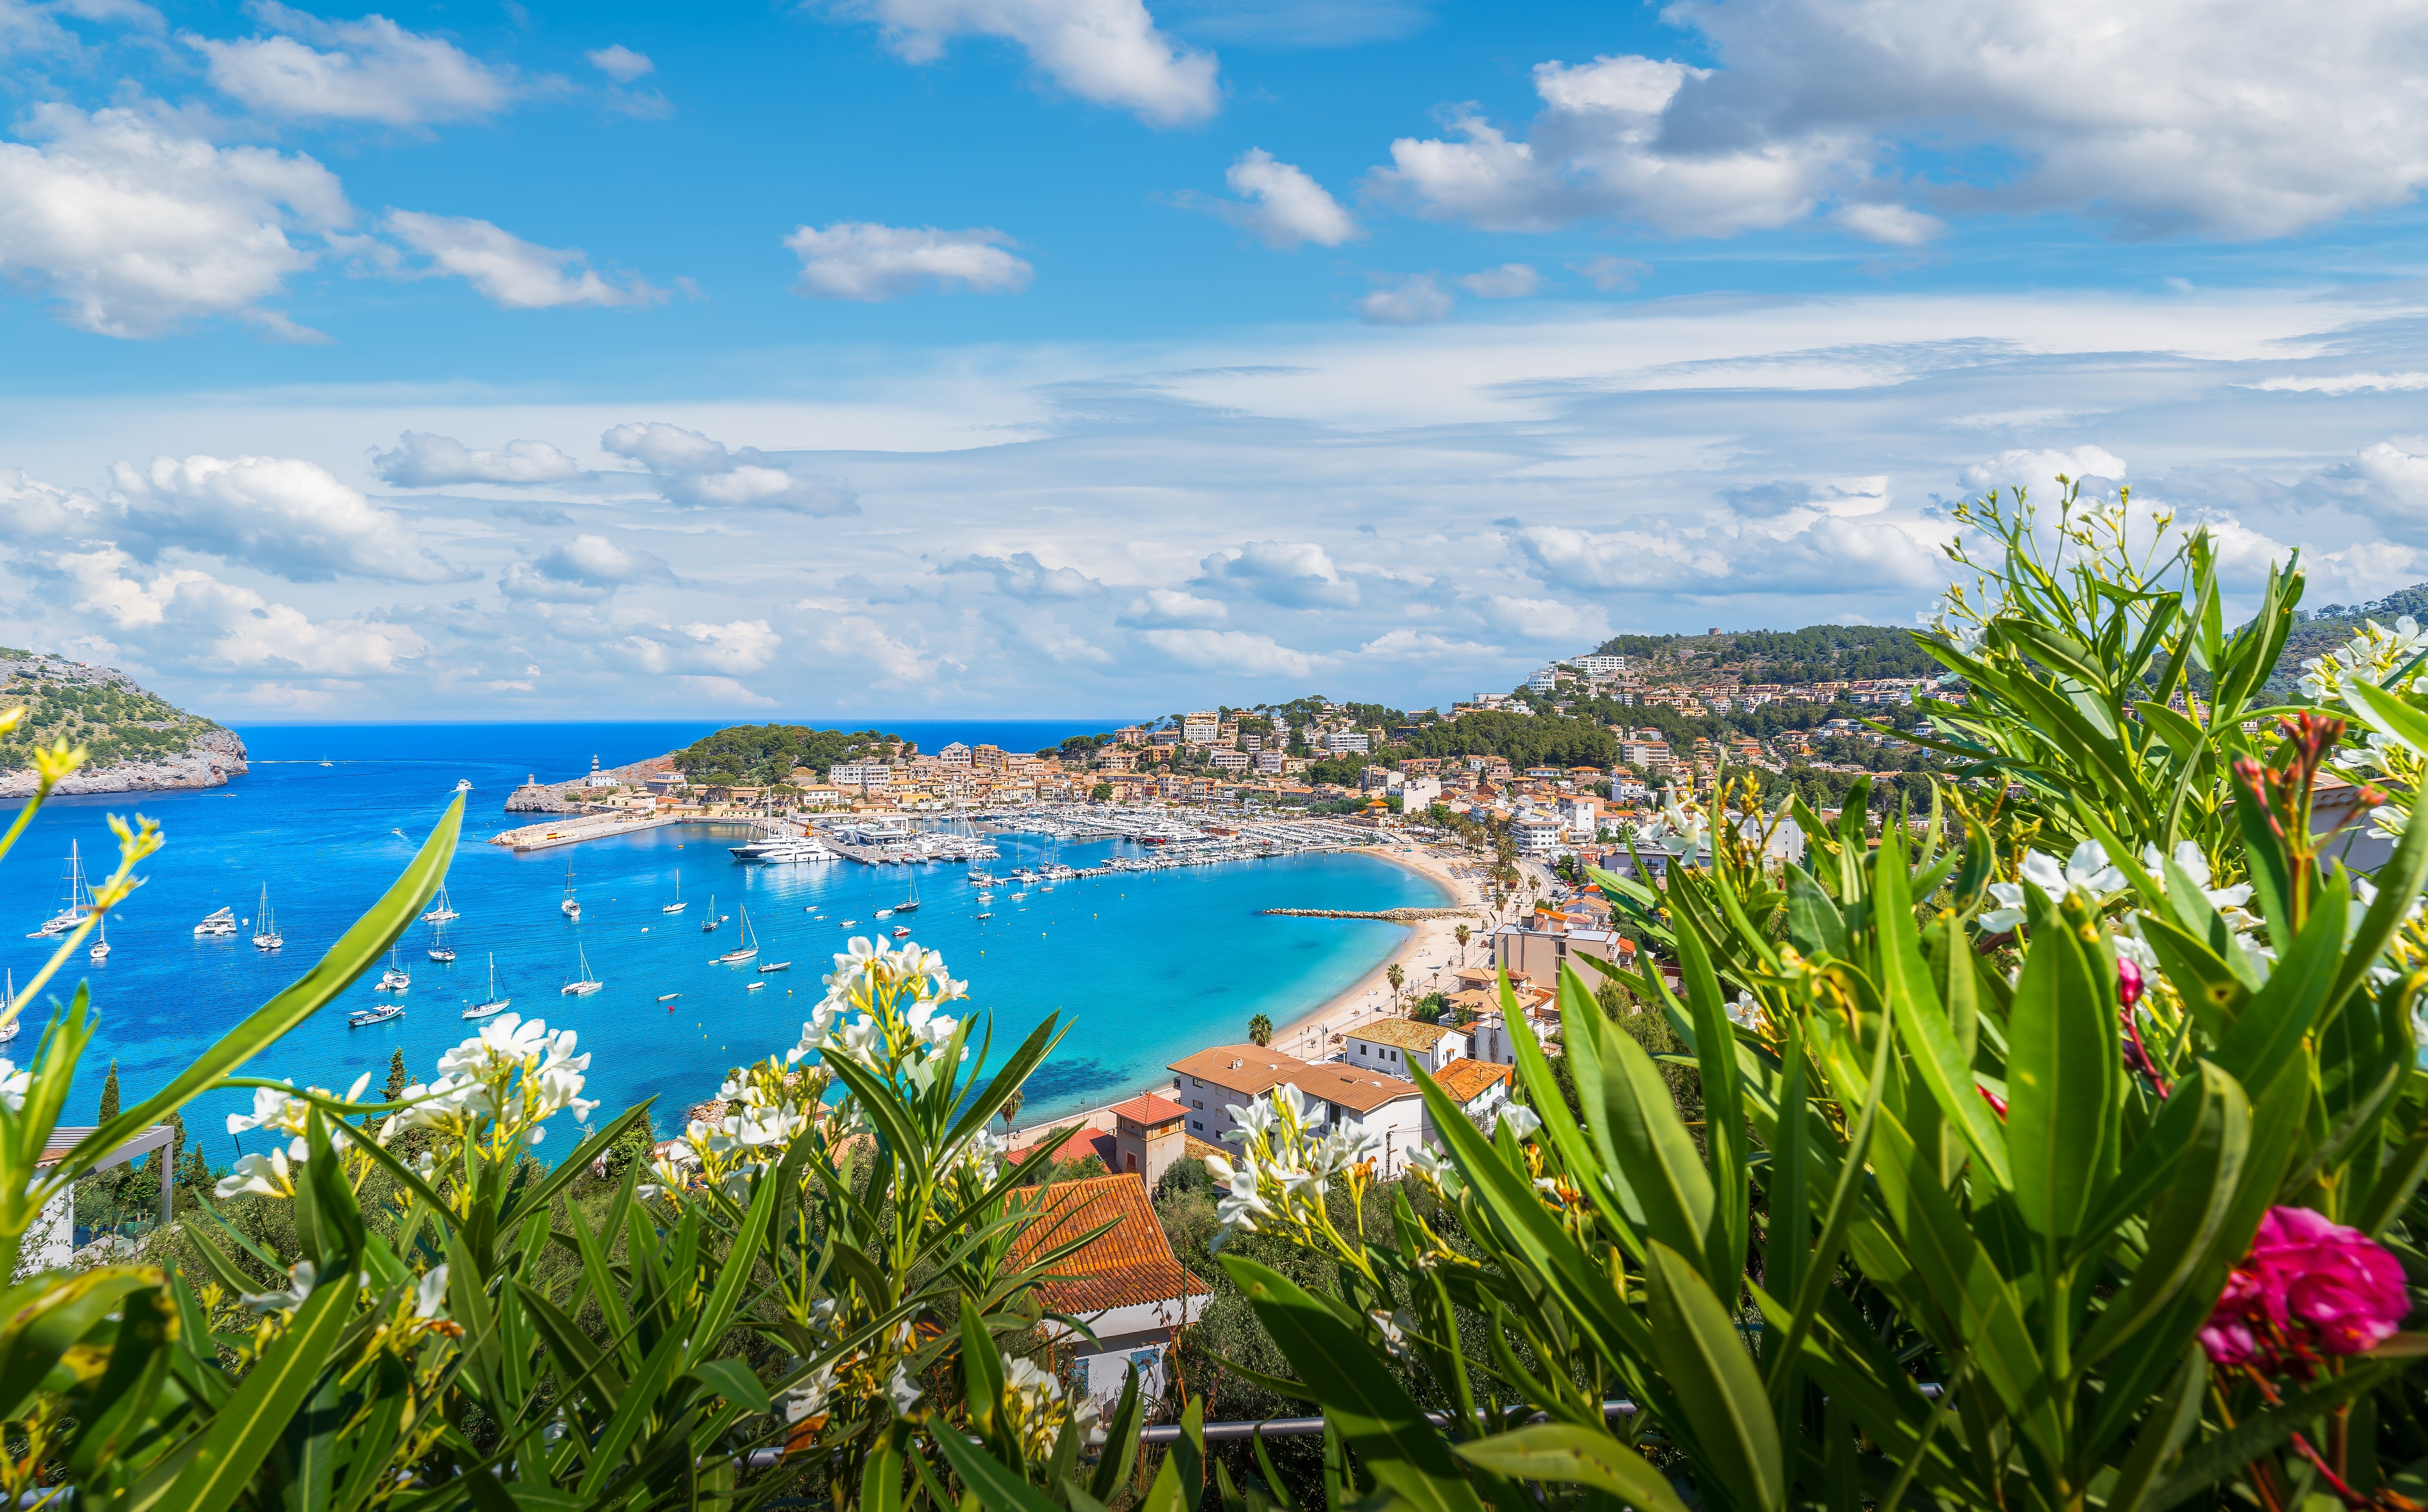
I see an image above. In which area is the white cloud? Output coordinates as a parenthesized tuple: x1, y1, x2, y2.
(1570, 255, 1647, 291)
(1359, 274, 1452, 325)
(1217, 149, 1357, 248)
(944, 551, 1099, 598)
(1358, 628, 1501, 659)
(0, 104, 349, 336)
(1475, 594, 1609, 643)
(817, 614, 934, 682)
(189, 4, 516, 126)
(374, 431, 583, 486)
(1458, 263, 1539, 299)
(2253, 373, 2428, 396)
(2353, 442, 2428, 517)
(1119, 587, 1227, 626)
(783, 222, 1032, 301)
(628, 620, 779, 676)
(0, 469, 102, 536)
(1137, 627, 1317, 678)
(1834, 202, 1946, 246)
(600, 421, 858, 514)
(59, 547, 423, 675)
(1509, 517, 1945, 598)
(1369, 1, 2428, 240)
(385, 211, 663, 310)
(1959, 445, 2128, 493)
(500, 534, 673, 600)
(585, 44, 652, 81)
(1198, 540, 1358, 607)
(840, 0, 1219, 126)
(108, 453, 466, 583)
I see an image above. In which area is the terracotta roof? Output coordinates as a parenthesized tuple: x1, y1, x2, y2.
(1010, 1126, 1116, 1168)
(1349, 1018, 1454, 1053)
(1008, 1174, 1209, 1315)
(1110, 1094, 1187, 1128)
(1435, 1060, 1514, 1105)
(1293, 1063, 1423, 1114)
(1168, 1044, 1322, 1098)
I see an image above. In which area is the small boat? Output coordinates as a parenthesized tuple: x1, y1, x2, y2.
(716, 904, 759, 963)
(874, 908, 892, 920)
(891, 925, 911, 938)
(461, 953, 512, 1020)
(427, 918, 456, 962)
(376, 947, 409, 992)
(702, 894, 719, 932)
(0, 970, 18, 1043)
(319, 760, 334, 768)
(454, 779, 472, 794)
(390, 828, 405, 838)
(839, 918, 855, 928)
(757, 960, 789, 974)
(894, 870, 921, 914)
(348, 1002, 404, 1027)
(975, 911, 992, 919)
(422, 884, 458, 924)
(194, 905, 238, 937)
(1009, 890, 1027, 901)
(560, 859, 580, 919)
(561, 932, 603, 996)
(657, 992, 680, 1003)
(661, 872, 688, 914)
(251, 884, 283, 951)
(746, 981, 765, 992)
(88, 916, 109, 962)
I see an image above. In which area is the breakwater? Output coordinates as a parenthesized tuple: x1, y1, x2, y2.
(1263, 906, 1478, 922)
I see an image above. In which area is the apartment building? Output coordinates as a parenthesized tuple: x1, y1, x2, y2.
(1344, 1018, 1471, 1079)
(1510, 816, 1566, 855)
(1323, 730, 1371, 754)
(1182, 712, 1220, 745)
(1570, 654, 1627, 676)
(829, 761, 890, 792)
(1166, 1045, 1430, 1176)
(1490, 918, 1629, 989)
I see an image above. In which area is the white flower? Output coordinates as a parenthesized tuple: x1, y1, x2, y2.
(1982, 841, 2124, 932)
(1495, 1104, 1542, 1141)
(1726, 991, 1762, 1030)
(1202, 1151, 1237, 1187)
(416, 1265, 450, 1319)
(886, 1364, 922, 1415)
(241, 1260, 317, 1312)
(2140, 840, 2260, 930)
(227, 1082, 309, 1138)
(1226, 1098, 1276, 1142)
(0, 1060, 26, 1114)
(216, 1145, 303, 1199)
(1369, 1309, 1412, 1362)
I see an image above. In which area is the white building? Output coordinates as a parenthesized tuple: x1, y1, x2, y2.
(1255, 749, 1286, 775)
(1344, 1019, 1472, 1079)
(1209, 749, 1250, 771)
(1526, 667, 1561, 694)
(1510, 816, 1567, 855)
(938, 743, 973, 767)
(1182, 712, 1220, 745)
(1570, 655, 1627, 676)
(1166, 1045, 1427, 1176)
(1398, 773, 1442, 811)
(1323, 730, 1371, 755)
(830, 761, 891, 792)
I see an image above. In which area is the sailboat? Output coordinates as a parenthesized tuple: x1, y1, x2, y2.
(194, 905, 237, 937)
(894, 867, 921, 914)
(462, 953, 512, 1019)
(251, 885, 283, 950)
(89, 916, 109, 962)
(701, 893, 719, 932)
(560, 859, 580, 919)
(29, 841, 90, 937)
(661, 872, 688, 914)
(422, 884, 458, 924)
(427, 919, 457, 963)
(377, 947, 410, 992)
(0, 970, 18, 1043)
(716, 904, 759, 963)
(561, 932, 603, 996)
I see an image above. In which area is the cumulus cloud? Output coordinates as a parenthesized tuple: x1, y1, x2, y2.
(188, 4, 517, 125)
(0, 469, 103, 537)
(1358, 628, 1502, 659)
(1458, 263, 1539, 298)
(108, 453, 467, 583)
(2253, 373, 2428, 396)
(601, 421, 858, 515)
(783, 222, 1032, 301)
(1509, 516, 1944, 598)
(0, 104, 349, 336)
(817, 614, 934, 682)
(499, 534, 674, 601)
(837, 0, 1219, 126)
(2352, 442, 2428, 518)
(1214, 149, 1357, 248)
(1359, 274, 1453, 325)
(585, 44, 652, 81)
(1959, 445, 2127, 493)
(1475, 593, 1609, 643)
(58, 546, 423, 675)
(1119, 587, 1228, 627)
(385, 211, 663, 310)
(1198, 540, 1359, 607)
(943, 551, 1099, 598)
(1137, 627, 1317, 678)
(374, 431, 583, 486)
(628, 619, 778, 675)
(1369, 1, 2428, 240)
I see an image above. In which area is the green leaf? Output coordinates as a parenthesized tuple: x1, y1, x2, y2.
(931, 1427, 1062, 1512)
(1138, 1397, 1205, 1512)
(2077, 1063, 2250, 1365)
(1452, 1425, 1690, 1512)
(2003, 892, 2116, 1244)
(161, 1264, 356, 1512)
(1221, 1255, 1487, 1512)
(1643, 1240, 1782, 1512)
(1670, 916, 1750, 1290)
(1588, 998, 1714, 1269)
(2108, 1348, 2208, 1512)
(0, 1267, 162, 1421)
(2148, 1359, 2396, 1511)
(1785, 867, 1848, 959)
(1878, 834, 2011, 1191)
(688, 1358, 771, 1414)
(2212, 885, 2347, 1095)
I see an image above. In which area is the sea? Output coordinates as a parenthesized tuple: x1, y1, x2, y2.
(2, 722, 1447, 1163)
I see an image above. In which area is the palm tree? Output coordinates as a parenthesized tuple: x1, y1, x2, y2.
(1247, 1013, 1273, 1047)
(1000, 1088, 1024, 1139)
(1386, 962, 1406, 1012)
(1454, 923, 1471, 963)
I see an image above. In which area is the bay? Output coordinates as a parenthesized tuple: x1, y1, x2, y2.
(3, 722, 1444, 1161)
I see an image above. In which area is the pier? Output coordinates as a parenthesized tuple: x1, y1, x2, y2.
(1262, 906, 1479, 922)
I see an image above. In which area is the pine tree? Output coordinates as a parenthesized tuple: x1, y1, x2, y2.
(385, 1048, 409, 1101)
(96, 1060, 120, 1124)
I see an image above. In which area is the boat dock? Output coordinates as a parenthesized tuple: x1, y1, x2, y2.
(489, 812, 738, 853)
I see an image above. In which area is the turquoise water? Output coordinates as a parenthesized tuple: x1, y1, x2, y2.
(2, 723, 1444, 1159)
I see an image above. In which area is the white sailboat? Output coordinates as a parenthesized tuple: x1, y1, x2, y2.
(377, 947, 410, 992)
(427, 918, 457, 963)
(422, 884, 459, 924)
(560, 859, 580, 919)
(251, 884, 283, 950)
(701, 893, 719, 932)
(88, 916, 109, 962)
(895, 868, 921, 914)
(28, 841, 90, 937)
(462, 953, 512, 1019)
(0, 969, 18, 1043)
(561, 931, 603, 996)
(715, 904, 759, 963)
(661, 872, 688, 914)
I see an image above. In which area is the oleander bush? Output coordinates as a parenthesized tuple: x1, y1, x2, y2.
(8, 482, 2428, 1511)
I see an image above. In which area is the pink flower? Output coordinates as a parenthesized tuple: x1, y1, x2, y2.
(2116, 956, 2144, 1010)
(2202, 1206, 2410, 1367)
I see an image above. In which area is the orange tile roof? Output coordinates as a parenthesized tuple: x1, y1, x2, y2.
(1168, 1044, 1321, 1098)
(1435, 1060, 1514, 1105)
(1110, 1094, 1187, 1127)
(1008, 1174, 1209, 1315)
(1010, 1126, 1116, 1167)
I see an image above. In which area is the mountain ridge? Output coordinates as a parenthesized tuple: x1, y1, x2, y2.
(0, 650, 248, 798)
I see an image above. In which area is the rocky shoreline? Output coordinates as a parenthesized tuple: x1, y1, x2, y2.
(0, 728, 249, 798)
(503, 752, 679, 812)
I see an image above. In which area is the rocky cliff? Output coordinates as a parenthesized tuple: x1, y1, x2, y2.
(0, 651, 249, 798)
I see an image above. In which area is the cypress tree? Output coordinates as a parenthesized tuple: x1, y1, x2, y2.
(96, 1060, 120, 1124)
(385, 1048, 409, 1101)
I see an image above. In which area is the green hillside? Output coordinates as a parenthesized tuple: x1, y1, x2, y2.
(0, 650, 227, 774)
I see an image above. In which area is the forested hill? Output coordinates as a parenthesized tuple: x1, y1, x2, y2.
(672, 725, 908, 786)
(2271, 583, 2428, 698)
(1591, 622, 1943, 683)
(0, 649, 247, 794)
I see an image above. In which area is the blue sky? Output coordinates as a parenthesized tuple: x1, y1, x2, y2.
(4, 0, 2428, 718)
